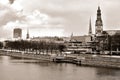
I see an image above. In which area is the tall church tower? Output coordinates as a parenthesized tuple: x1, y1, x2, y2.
(88, 18, 92, 35)
(95, 6, 103, 36)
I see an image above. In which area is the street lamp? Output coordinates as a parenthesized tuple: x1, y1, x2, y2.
(107, 31, 116, 55)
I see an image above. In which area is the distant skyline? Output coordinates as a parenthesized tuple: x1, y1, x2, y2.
(0, 0, 120, 39)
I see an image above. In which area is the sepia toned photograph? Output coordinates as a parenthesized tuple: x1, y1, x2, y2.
(0, 0, 120, 80)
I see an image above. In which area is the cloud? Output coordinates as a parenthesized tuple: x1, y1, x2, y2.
(11, 0, 23, 11)
(0, 0, 65, 38)
(1, 0, 120, 39)
(0, 0, 9, 5)
(1, 9, 49, 30)
(18, 0, 97, 36)
(0, 3, 25, 27)
(25, 10, 48, 25)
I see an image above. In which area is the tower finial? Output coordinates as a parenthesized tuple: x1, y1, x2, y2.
(98, 6, 100, 10)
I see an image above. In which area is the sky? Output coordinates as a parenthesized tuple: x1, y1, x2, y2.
(0, 0, 120, 39)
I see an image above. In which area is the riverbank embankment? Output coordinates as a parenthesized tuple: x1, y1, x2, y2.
(0, 49, 120, 68)
(0, 49, 51, 62)
(76, 54, 120, 68)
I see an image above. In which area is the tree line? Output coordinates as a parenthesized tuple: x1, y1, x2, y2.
(4, 40, 66, 54)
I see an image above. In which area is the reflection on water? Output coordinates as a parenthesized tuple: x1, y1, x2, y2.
(96, 68, 120, 80)
(0, 56, 120, 80)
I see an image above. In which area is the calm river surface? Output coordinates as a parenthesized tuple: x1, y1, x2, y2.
(0, 56, 120, 80)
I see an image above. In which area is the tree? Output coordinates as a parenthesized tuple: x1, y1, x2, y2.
(0, 42, 3, 49)
(58, 44, 66, 53)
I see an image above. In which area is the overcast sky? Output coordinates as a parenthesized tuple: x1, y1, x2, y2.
(0, 0, 120, 39)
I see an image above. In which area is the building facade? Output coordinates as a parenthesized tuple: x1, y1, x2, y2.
(31, 36, 64, 43)
(13, 28, 22, 39)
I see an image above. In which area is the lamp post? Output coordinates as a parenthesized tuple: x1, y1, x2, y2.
(107, 31, 116, 55)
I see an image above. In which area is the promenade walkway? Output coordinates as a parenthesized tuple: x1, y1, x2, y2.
(1, 49, 120, 68)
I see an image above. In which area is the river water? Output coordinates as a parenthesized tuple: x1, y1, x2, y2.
(0, 56, 120, 80)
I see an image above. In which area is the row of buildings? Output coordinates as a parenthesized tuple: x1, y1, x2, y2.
(93, 6, 120, 55)
(12, 6, 120, 55)
(62, 6, 120, 55)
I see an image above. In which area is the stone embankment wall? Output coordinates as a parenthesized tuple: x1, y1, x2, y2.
(81, 55, 120, 68)
(1, 50, 120, 68)
(0, 50, 51, 61)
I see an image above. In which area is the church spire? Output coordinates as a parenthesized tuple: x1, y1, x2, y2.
(95, 6, 103, 36)
(88, 18, 92, 35)
(26, 28, 29, 39)
(70, 32, 73, 41)
(96, 6, 102, 22)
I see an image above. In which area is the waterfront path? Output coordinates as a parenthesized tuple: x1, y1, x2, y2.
(0, 49, 52, 61)
(1, 49, 120, 68)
